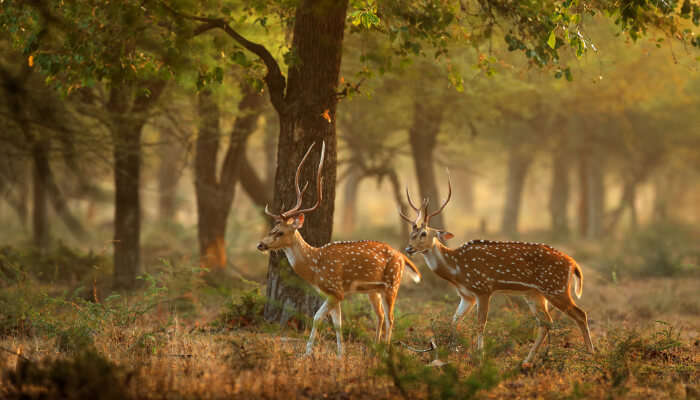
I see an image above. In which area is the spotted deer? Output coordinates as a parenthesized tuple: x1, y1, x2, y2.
(400, 172, 594, 364)
(256, 142, 421, 357)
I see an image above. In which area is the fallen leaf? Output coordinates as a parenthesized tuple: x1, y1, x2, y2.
(321, 109, 331, 123)
(28, 55, 34, 67)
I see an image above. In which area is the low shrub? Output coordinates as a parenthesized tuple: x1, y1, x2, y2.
(375, 344, 500, 400)
(602, 222, 699, 279)
(214, 288, 267, 330)
(2, 350, 132, 400)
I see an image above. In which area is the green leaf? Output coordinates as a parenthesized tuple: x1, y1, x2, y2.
(547, 30, 557, 49)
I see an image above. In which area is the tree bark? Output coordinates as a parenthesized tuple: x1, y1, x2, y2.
(264, 0, 349, 326)
(582, 152, 605, 239)
(577, 151, 590, 236)
(195, 86, 264, 271)
(501, 147, 534, 236)
(157, 124, 181, 221)
(110, 81, 165, 290)
(341, 169, 362, 233)
(31, 138, 50, 251)
(45, 161, 86, 239)
(112, 118, 141, 289)
(408, 99, 446, 229)
(386, 168, 410, 244)
(549, 146, 570, 237)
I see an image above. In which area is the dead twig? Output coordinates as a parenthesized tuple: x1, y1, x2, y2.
(397, 338, 437, 353)
(0, 345, 31, 362)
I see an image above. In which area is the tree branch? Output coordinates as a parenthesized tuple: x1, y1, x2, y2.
(156, 1, 287, 114)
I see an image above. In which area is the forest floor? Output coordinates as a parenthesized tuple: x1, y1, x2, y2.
(1, 264, 699, 399)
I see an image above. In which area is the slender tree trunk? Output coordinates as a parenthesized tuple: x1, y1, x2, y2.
(606, 179, 637, 234)
(16, 166, 30, 228)
(195, 86, 264, 271)
(45, 162, 86, 239)
(263, 113, 277, 186)
(387, 168, 410, 244)
(578, 151, 590, 236)
(461, 172, 475, 213)
(264, 0, 349, 326)
(157, 124, 181, 221)
(501, 147, 533, 236)
(239, 155, 272, 207)
(627, 183, 638, 229)
(549, 147, 570, 237)
(408, 99, 446, 229)
(652, 173, 671, 222)
(585, 154, 605, 239)
(341, 169, 362, 233)
(32, 138, 50, 250)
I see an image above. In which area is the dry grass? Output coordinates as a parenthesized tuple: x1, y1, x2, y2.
(1, 275, 698, 399)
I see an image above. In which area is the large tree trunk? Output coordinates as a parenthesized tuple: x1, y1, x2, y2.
(31, 138, 50, 251)
(112, 118, 142, 289)
(195, 87, 264, 272)
(408, 99, 446, 229)
(501, 147, 534, 236)
(264, 0, 348, 326)
(110, 82, 165, 290)
(549, 146, 570, 237)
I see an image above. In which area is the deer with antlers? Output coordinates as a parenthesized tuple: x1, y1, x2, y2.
(400, 172, 594, 364)
(256, 142, 421, 357)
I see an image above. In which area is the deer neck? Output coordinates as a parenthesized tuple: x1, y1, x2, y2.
(282, 231, 320, 280)
(423, 240, 459, 278)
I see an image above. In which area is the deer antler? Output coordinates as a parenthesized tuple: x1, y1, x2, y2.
(401, 187, 429, 226)
(278, 141, 325, 219)
(425, 169, 452, 226)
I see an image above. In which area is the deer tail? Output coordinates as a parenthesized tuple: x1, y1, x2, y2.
(402, 255, 421, 283)
(571, 261, 583, 299)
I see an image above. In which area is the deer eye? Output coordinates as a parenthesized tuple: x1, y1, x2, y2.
(275, 231, 284, 238)
(420, 231, 427, 238)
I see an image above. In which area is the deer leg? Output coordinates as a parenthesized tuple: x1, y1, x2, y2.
(475, 294, 491, 351)
(380, 291, 396, 344)
(568, 305, 594, 353)
(452, 288, 476, 325)
(328, 302, 343, 357)
(305, 298, 333, 356)
(368, 293, 385, 343)
(524, 294, 553, 364)
(548, 297, 595, 353)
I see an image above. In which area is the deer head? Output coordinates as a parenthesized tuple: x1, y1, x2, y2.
(400, 171, 454, 255)
(257, 141, 325, 252)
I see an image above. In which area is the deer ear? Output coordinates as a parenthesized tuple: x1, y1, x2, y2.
(438, 230, 454, 240)
(290, 214, 305, 229)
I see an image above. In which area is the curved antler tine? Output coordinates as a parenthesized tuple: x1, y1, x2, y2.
(296, 141, 325, 215)
(398, 207, 415, 225)
(264, 204, 279, 218)
(426, 169, 452, 225)
(405, 187, 420, 212)
(281, 142, 316, 218)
